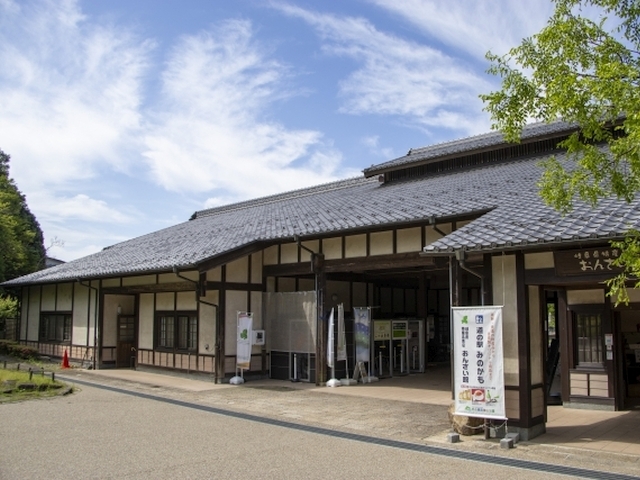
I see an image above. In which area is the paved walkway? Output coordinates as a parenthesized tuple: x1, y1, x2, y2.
(76, 366, 640, 458)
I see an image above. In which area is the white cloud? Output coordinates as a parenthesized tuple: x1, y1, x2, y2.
(31, 192, 135, 224)
(142, 19, 349, 199)
(365, 0, 554, 59)
(361, 136, 394, 158)
(273, 3, 492, 136)
(0, 0, 152, 192)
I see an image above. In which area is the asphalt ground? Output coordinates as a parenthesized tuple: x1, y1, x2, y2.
(1, 369, 639, 479)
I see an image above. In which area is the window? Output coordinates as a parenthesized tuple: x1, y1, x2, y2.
(156, 313, 197, 351)
(39, 314, 71, 343)
(575, 312, 603, 367)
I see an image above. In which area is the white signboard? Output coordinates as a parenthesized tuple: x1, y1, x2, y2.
(452, 306, 505, 420)
(236, 312, 253, 370)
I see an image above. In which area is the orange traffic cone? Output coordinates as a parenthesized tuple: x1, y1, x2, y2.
(62, 349, 70, 369)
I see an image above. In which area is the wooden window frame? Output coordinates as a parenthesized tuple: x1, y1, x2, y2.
(571, 306, 605, 370)
(155, 311, 198, 353)
(39, 313, 72, 344)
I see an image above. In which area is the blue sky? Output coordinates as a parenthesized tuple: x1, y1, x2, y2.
(0, 0, 555, 261)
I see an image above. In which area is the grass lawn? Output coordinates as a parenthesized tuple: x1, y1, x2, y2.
(0, 368, 69, 403)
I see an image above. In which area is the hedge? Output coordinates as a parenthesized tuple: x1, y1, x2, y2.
(0, 340, 39, 359)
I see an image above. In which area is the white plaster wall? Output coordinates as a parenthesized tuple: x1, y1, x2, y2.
(123, 275, 156, 286)
(323, 237, 342, 260)
(224, 290, 249, 355)
(207, 267, 222, 282)
(72, 285, 90, 346)
(345, 234, 366, 258)
(524, 252, 554, 270)
(251, 252, 262, 284)
(41, 284, 56, 311)
(158, 273, 181, 284)
(102, 278, 120, 288)
(26, 286, 41, 341)
(138, 293, 154, 350)
(199, 290, 218, 354)
(251, 291, 263, 356)
(280, 243, 298, 264)
(176, 291, 197, 311)
(301, 240, 319, 263)
(57, 283, 73, 311)
(226, 257, 249, 283)
(396, 227, 421, 253)
(263, 245, 278, 265)
(492, 254, 519, 386)
(156, 292, 175, 311)
(567, 289, 605, 305)
(370, 231, 393, 256)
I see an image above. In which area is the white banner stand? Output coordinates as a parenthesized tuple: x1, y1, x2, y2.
(326, 308, 341, 387)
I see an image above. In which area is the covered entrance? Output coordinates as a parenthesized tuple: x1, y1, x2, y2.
(117, 315, 136, 368)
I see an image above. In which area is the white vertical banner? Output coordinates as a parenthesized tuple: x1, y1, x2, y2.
(452, 306, 505, 420)
(236, 312, 253, 370)
(326, 308, 335, 368)
(337, 303, 347, 362)
(353, 307, 370, 363)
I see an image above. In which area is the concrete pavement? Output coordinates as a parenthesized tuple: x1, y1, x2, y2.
(40, 366, 640, 478)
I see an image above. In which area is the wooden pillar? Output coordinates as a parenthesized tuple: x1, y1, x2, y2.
(215, 267, 226, 384)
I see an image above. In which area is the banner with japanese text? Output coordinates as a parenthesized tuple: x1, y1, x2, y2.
(452, 306, 505, 420)
(236, 312, 253, 370)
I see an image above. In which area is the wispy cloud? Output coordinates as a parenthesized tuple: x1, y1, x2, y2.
(142, 19, 350, 199)
(274, 3, 492, 135)
(365, 0, 554, 59)
(0, 0, 151, 190)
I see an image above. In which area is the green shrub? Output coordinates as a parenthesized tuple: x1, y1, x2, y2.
(9, 344, 39, 360)
(0, 340, 39, 360)
(0, 339, 16, 355)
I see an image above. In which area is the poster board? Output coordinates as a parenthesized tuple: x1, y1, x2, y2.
(452, 306, 505, 420)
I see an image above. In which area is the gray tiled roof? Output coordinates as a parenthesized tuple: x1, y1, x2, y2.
(363, 121, 578, 177)
(4, 135, 637, 286)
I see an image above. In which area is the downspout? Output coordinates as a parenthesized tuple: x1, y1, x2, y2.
(78, 279, 99, 370)
(455, 250, 485, 306)
(173, 267, 220, 382)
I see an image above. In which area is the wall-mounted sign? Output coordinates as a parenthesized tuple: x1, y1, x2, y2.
(392, 320, 408, 340)
(554, 248, 623, 276)
(374, 320, 391, 341)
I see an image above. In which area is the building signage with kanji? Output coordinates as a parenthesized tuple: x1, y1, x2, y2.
(554, 248, 623, 276)
(452, 306, 505, 420)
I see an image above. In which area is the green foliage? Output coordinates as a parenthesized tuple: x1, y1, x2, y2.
(482, 0, 640, 304)
(0, 340, 39, 359)
(482, 0, 640, 211)
(0, 149, 46, 287)
(0, 295, 17, 320)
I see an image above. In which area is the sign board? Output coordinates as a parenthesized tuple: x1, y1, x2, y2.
(236, 312, 253, 370)
(554, 248, 622, 276)
(353, 307, 371, 363)
(374, 320, 391, 340)
(392, 320, 408, 340)
(452, 306, 505, 420)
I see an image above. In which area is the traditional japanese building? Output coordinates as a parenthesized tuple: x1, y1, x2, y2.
(4, 120, 640, 440)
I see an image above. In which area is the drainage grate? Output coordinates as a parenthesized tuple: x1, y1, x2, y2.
(60, 376, 639, 480)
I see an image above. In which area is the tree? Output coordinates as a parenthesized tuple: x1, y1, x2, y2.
(0, 149, 46, 287)
(481, 0, 640, 304)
